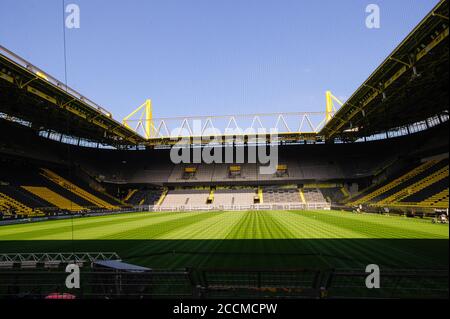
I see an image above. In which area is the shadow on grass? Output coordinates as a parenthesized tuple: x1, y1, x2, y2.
(0, 239, 447, 270)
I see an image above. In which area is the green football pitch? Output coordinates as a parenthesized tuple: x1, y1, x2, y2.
(0, 210, 448, 270)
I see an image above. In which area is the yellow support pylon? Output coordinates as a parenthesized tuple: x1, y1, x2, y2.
(325, 91, 344, 123)
(123, 99, 154, 139)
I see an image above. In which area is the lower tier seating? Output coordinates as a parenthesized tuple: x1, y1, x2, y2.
(213, 189, 256, 206)
(302, 188, 328, 204)
(0, 159, 125, 216)
(347, 157, 449, 209)
(160, 190, 210, 208)
(262, 187, 301, 204)
(126, 188, 164, 205)
(0, 191, 42, 217)
(22, 186, 84, 211)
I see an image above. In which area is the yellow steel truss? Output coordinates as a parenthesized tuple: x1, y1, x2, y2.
(123, 99, 154, 139)
(325, 91, 344, 123)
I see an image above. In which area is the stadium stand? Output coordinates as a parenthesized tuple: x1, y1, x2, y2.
(302, 187, 328, 205)
(212, 188, 257, 206)
(40, 168, 118, 210)
(1, 184, 54, 210)
(0, 117, 448, 214)
(0, 190, 42, 217)
(347, 157, 449, 208)
(398, 178, 449, 209)
(262, 186, 301, 204)
(0, 158, 129, 214)
(160, 189, 210, 208)
(126, 188, 164, 206)
(168, 164, 213, 183)
(21, 186, 84, 212)
(0, 0, 448, 216)
(377, 162, 448, 205)
(318, 186, 348, 204)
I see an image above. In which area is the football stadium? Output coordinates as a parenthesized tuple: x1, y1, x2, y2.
(0, 0, 448, 300)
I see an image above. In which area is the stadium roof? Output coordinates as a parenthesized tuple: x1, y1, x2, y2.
(320, 0, 449, 141)
(0, 46, 146, 147)
(93, 260, 151, 272)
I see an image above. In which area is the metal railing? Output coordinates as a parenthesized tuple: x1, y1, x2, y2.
(149, 203, 331, 212)
(0, 267, 447, 299)
(0, 203, 332, 225)
(0, 252, 121, 269)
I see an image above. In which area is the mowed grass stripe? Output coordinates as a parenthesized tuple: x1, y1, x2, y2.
(335, 211, 449, 238)
(293, 211, 447, 267)
(157, 211, 244, 240)
(262, 211, 334, 268)
(297, 211, 448, 239)
(98, 211, 221, 240)
(121, 212, 245, 266)
(269, 211, 361, 238)
(0, 210, 447, 269)
(142, 212, 247, 269)
(75, 212, 206, 240)
(207, 211, 260, 268)
(2, 211, 213, 240)
(267, 211, 357, 268)
(0, 211, 170, 236)
(22, 212, 198, 240)
(0, 210, 447, 241)
(0, 212, 180, 240)
(289, 211, 415, 266)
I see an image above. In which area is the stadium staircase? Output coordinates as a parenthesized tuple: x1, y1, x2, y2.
(257, 187, 263, 204)
(21, 186, 84, 211)
(155, 188, 168, 206)
(124, 189, 138, 202)
(40, 168, 118, 210)
(207, 189, 215, 204)
(299, 188, 306, 204)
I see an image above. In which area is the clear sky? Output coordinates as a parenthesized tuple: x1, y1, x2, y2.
(0, 0, 439, 121)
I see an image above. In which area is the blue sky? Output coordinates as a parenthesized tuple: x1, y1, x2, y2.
(0, 0, 439, 121)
